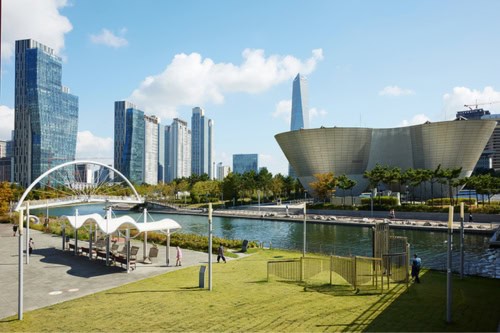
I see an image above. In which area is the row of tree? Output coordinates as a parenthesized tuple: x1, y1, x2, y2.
(308, 164, 500, 206)
(123, 168, 305, 205)
(2, 164, 500, 215)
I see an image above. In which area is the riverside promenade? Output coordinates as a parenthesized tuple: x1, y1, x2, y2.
(0, 223, 222, 320)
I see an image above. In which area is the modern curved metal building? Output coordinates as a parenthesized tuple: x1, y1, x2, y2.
(275, 120, 497, 198)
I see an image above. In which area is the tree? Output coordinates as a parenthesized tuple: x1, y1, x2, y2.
(257, 167, 273, 201)
(436, 167, 462, 206)
(309, 172, 338, 202)
(269, 174, 285, 200)
(191, 180, 220, 203)
(222, 173, 242, 206)
(0, 182, 14, 214)
(283, 175, 296, 199)
(337, 174, 357, 206)
(363, 164, 386, 191)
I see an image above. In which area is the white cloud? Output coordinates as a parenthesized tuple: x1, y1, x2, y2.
(379, 85, 415, 97)
(442, 86, 500, 120)
(272, 100, 327, 126)
(309, 107, 327, 119)
(272, 100, 292, 124)
(259, 154, 287, 175)
(129, 48, 324, 119)
(0, 105, 15, 139)
(1, 0, 72, 59)
(399, 114, 431, 127)
(90, 28, 128, 48)
(76, 131, 113, 165)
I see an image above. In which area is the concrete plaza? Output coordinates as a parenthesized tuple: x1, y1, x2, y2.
(0, 222, 218, 320)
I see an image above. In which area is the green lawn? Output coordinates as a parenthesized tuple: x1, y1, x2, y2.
(1, 249, 499, 332)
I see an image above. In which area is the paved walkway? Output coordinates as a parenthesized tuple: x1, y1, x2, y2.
(0, 223, 225, 320)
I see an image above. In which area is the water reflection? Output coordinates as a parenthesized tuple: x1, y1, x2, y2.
(35, 204, 499, 278)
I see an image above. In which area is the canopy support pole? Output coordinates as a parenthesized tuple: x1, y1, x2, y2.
(166, 232, 170, 267)
(89, 223, 93, 260)
(126, 228, 130, 273)
(74, 209, 79, 256)
(26, 202, 30, 265)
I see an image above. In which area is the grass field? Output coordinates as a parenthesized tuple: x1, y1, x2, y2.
(1, 249, 499, 332)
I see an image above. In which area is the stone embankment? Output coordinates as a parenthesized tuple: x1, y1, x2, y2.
(212, 208, 499, 235)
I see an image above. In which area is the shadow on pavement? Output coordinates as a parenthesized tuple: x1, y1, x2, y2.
(36, 247, 126, 278)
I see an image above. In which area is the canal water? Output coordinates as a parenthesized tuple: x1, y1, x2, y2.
(35, 204, 499, 279)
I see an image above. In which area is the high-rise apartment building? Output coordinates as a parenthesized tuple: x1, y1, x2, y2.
(289, 73, 309, 178)
(191, 107, 214, 178)
(0, 141, 6, 158)
(216, 162, 231, 180)
(114, 101, 145, 184)
(233, 154, 258, 174)
(0, 140, 10, 182)
(14, 39, 78, 186)
(165, 118, 191, 182)
(456, 108, 500, 171)
(144, 115, 159, 185)
(158, 124, 165, 183)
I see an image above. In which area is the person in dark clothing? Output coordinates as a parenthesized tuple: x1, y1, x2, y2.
(217, 245, 226, 263)
(29, 238, 34, 255)
(13, 224, 18, 236)
(469, 213, 473, 222)
(411, 254, 421, 283)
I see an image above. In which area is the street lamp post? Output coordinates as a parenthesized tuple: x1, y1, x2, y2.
(258, 190, 261, 212)
(460, 202, 464, 279)
(446, 205, 453, 323)
(208, 203, 213, 291)
(303, 202, 307, 257)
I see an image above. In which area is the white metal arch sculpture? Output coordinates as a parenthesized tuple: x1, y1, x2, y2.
(14, 160, 142, 211)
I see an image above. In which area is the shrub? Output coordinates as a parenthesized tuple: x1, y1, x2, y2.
(360, 196, 398, 206)
(426, 197, 476, 206)
(27, 217, 257, 254)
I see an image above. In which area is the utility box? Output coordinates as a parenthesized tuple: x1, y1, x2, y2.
(199, 265, 206, 288)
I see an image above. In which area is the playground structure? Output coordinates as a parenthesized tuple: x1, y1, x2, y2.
(267, 221, 409, 292)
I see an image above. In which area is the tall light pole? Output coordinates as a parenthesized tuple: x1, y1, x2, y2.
(303, 202, 307, 257)
(208, 203, 213, 291)
(18, 207, 24, 320)
(446, 205, 453, 323)
(460, 202, 464, 279)
(258, 190, 261, 212)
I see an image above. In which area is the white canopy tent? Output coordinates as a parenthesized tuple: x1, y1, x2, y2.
(61, 209, 182, 271)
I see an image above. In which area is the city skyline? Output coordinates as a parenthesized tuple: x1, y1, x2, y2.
(1, 1, 500, 176)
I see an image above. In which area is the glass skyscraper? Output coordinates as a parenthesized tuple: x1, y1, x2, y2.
(233, 154, 258, 174)
(289, 73, 309, 178)
(191, 107, 214, 178)
(14, 39, 79, 187)
(114, 101, 145, 184)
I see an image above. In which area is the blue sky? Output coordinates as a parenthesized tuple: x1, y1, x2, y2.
(1, 0, 500, 175)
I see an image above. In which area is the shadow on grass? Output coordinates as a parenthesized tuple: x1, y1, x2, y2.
(362, 270, 500, 332)
(105, 287, 204, 295)
(304, 283, 385, 297)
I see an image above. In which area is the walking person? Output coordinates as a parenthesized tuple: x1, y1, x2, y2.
(217, 244, 226, 263)
(13, 224, 18, 236)
(469, 213, 473, 223)
(411, 254, 421, 283)
(29, 238, 34, 256)
(175, 246, 182, 266)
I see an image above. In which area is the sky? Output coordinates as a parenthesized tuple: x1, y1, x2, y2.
(1, 0, 500, 176)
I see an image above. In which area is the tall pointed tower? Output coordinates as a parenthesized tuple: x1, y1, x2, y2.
(289, 73, 309, 177)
